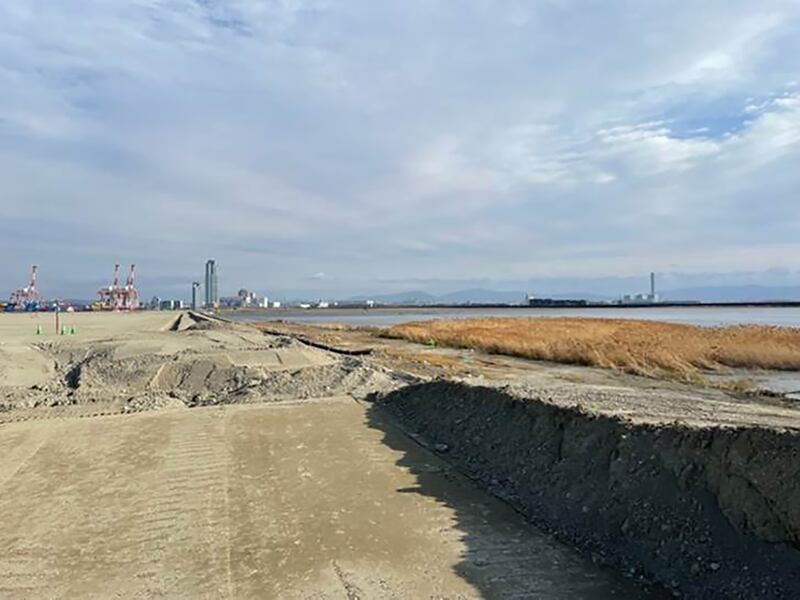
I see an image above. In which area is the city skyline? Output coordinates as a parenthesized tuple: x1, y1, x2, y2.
(8, 260, 800, 305)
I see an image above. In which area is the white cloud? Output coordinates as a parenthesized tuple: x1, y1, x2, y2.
(1, 1, 800, 297)
(594, 123, 721, 175)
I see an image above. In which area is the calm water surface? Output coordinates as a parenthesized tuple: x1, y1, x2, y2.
(228, 306, 800, 328)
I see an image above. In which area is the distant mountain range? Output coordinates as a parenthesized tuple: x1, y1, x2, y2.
(347, 285, 800, 305)
(348, 288, 606, 305)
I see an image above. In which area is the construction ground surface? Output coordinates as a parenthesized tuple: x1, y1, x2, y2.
(1, 311, 799, 598)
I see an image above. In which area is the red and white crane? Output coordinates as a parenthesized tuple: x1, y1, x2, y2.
(97, 264, 120, 309)
(97, 264, 139, 311)
(120, 264, 140, 310)
(9, 265, 42, 310)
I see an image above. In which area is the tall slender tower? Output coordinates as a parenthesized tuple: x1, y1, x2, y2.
(191, 282, 200, 311)
(204, 260, 218, 308)
(650, 272, 656, 300)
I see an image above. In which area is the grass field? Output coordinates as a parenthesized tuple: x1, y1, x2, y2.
(386, 318, 800, 378)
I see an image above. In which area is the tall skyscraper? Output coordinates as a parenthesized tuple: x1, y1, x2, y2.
(204, 259, 218, 308)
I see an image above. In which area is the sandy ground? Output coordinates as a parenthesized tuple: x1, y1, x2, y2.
(0, 311, 400, 415)
(0, 311, 652, 599)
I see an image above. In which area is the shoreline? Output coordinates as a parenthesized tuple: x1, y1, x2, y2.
(225, 300, 800, 314)
(223, 304, 800, 329)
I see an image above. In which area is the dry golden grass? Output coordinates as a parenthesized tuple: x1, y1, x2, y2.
(386, 318, 800, 378)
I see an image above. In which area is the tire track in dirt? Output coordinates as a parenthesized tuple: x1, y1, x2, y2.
(0, 408, 234, 598)
(0, 403, 149, 426)
(124, 409, 233, 598)
(0, 412, 140, 599)
(0, 428, 55, 490)
(0, 556, 60, 599)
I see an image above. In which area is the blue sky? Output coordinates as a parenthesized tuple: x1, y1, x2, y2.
(2, 1, 800, 299)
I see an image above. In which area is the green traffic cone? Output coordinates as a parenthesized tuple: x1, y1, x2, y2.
(35, 325, 42, 335)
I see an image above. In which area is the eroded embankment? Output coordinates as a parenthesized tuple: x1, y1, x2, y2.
(374, 381, 800, 599)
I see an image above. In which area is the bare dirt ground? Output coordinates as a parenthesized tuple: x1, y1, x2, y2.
(0, 399, 654, 599)
(0, 312, 402, 418)
(256, 320, 800, 599)
(0, 311, 654, 599)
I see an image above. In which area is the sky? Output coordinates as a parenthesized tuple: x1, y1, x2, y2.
(2, 1, 800, 300)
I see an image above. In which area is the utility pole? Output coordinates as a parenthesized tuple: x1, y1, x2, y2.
(191, 282, 200, 311)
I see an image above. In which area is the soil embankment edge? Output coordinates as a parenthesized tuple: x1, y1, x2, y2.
(374, 381, 800, 599)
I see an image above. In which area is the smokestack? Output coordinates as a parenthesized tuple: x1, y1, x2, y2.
(650, 272, 656, 297)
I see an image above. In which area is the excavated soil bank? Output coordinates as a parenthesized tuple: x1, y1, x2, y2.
(0, 312, 407, 415)
(374, 381, 800, 599)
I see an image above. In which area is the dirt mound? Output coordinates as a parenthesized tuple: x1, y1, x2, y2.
(373, 380, 800, 599)
(160, 357, 405, 409)
(0, 315, 410, 415)
(64, 348, 164, 394)
(168, 312, 225, 332)
(37, 341, 408, 413)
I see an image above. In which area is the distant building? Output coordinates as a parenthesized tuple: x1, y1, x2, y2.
(272, 301, 281, 308)
(619, 272, 661, 305)
(216, 289, 269, 309)
(237, 288, 258, 307)
(191, 282, 200, 311)
(159, 299, 185, 311)
(528, 297, 589, 307)
(204, 260, 218, 308)
(526, 292, 589, 307)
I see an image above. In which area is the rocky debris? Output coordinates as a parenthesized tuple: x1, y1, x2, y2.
(0, 327, 411, 414)
(63, 350, 166, 396)
(374, 380, 800, 600)
(122, 392, 185, 412)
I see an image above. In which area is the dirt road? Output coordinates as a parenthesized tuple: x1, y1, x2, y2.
(0, 399, 649, 599)
(0, 311, 652, 599)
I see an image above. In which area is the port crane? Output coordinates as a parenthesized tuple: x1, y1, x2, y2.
(7, 265, 42, 311)
(121, 264, 140, 310)
(97, 264, 139, 311)
(97, 264, 121, 309)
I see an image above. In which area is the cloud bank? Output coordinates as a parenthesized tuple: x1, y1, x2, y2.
(1, 1, 800, 298)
